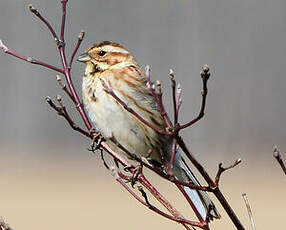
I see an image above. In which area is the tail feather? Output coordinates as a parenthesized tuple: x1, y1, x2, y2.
(173, 156, 221, 221)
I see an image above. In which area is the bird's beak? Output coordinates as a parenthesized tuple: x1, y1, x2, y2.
(77, 52, 91, 62)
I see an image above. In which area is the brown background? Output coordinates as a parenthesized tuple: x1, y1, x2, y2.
(0, 0, 285, 229)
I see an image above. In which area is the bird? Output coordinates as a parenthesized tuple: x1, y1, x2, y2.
(77, 40, 220, 221)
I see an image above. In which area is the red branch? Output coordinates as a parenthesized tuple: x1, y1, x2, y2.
(0, 40, 64, 74)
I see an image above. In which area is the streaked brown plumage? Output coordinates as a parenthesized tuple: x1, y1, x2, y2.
(78, 41, 220, 221)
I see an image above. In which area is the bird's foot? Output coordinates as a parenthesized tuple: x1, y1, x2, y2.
(88, 132, 104, 153)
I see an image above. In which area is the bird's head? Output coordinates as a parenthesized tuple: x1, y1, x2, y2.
(77, 41, 133, 74)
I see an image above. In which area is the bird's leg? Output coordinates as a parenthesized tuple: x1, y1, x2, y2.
(88, 132, 104, 153)
(123, 164, 143, 187)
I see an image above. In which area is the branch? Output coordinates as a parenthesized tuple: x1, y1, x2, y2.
(0, 40, 64, 74)
(273, 146, 286, 175)
(215, 159, 242, 186)
(242, 193, 257, 230)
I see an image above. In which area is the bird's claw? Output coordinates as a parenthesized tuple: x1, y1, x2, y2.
(88, 133, 104, 153)
(124, 165, 142, 187)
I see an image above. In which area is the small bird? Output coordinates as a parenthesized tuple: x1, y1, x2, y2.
(78, 41, 220, 221)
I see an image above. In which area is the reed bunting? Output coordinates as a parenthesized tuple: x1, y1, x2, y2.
(78, 41, 220, 221)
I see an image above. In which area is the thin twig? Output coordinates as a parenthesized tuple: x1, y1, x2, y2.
(242, 193, 257, 230)
(69, 30, 85, 68)
(273, 146, 286, 175)
(60, 0, 68, 43)
(176, 83, 182, 119)
(176, 65, 210, 130)
(170, 69, 178, 125)
(56, 75, 76, 103)
(168, 137, 178, 176)
(0, 40, 64, 74)
(215, 159, 242, 186)
(145, 66, 172, 128)
(28, 5, 59, 45)
(176, 184, 206, 224)
(45, 96, 91, 138)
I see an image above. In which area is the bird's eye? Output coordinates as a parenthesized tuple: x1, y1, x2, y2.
(98, 51, 106, 56)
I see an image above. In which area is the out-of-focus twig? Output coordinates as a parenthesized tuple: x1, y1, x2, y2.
(273, 146, 286, 175)
(242, 193, 257, 230)
(0, 218, 13, 230)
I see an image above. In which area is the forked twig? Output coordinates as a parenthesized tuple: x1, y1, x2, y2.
(176, 65, 210, 130)
(215, 159, 242, 186)
(45, 96, 91, 138)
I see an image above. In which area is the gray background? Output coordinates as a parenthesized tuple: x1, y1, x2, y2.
(0, 0, 285, 230)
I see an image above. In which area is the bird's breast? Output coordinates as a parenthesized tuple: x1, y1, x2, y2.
(82, 72, 169, 164)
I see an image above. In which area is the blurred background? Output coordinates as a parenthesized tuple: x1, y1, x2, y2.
(0, 0, 285, 229)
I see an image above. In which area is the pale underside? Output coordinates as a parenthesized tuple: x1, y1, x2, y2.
(82, 63, 171, 165)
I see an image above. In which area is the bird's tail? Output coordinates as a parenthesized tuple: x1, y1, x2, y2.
(173, 156, 221, 221)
